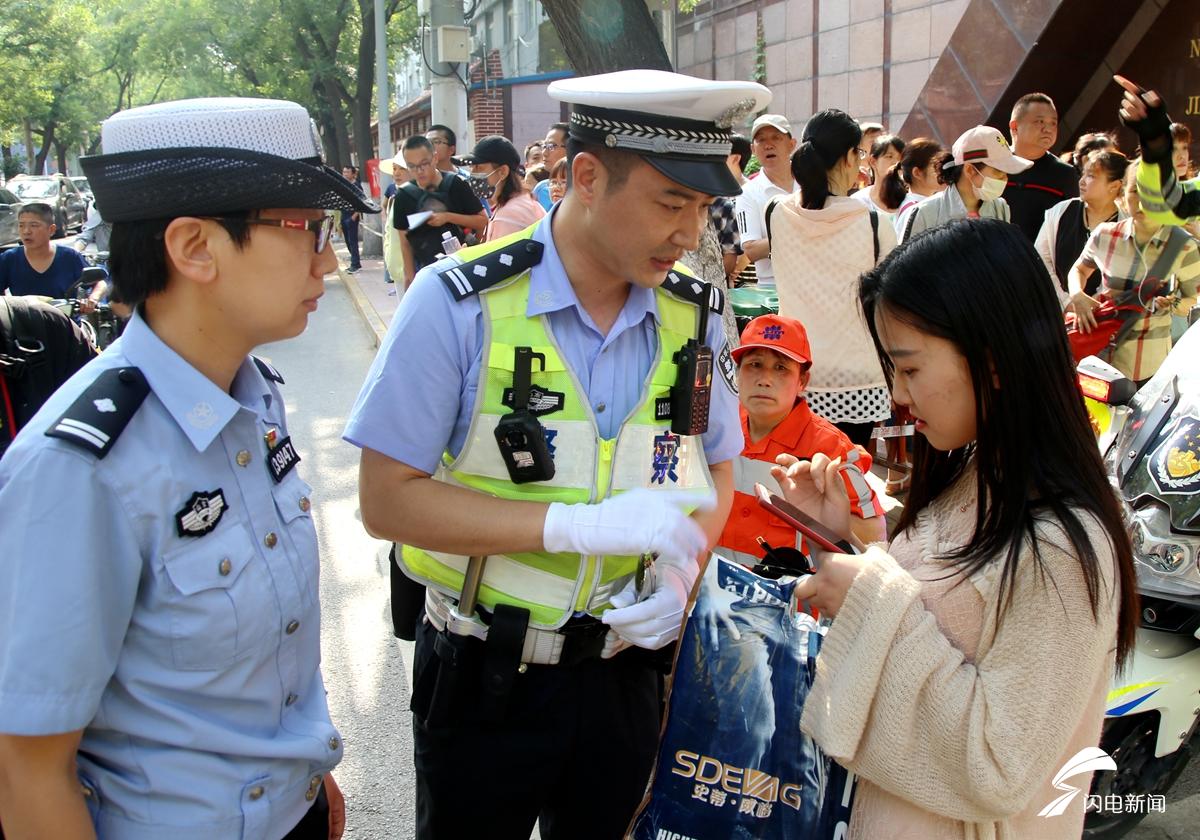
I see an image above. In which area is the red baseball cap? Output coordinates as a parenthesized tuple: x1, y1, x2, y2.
(732, 314, 812, 367)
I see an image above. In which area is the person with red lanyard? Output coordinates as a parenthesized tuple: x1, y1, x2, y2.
(715, 314, 886, 573)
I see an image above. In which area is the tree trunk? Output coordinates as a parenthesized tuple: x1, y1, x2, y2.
(540, 0, 671, 75)
(55, 139, 68, 174)
(35, 123, 56, 174)
(22, 119, 36, 175)
(1, 145, 13, 180)
(351, 0, 377, 167)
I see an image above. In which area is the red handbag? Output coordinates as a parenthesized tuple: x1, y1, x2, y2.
(1064, 226, 1190, 363)
(1065, 299, 1143, 362)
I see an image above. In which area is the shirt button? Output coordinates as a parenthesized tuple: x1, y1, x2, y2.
(248, 785, 265, 801)
(305, 786, 318, 802)
(328, 736, 341, 751)
(298, 496, 311, 513)
(596, 402, 606, 413)
(286, 619, 300, 635)
(741, 507, 751, 518)
(218, 558, 232, 576)
(264, 532, 278, 549)
(285, 692, 298, 706)
(236, 450, 251, 467)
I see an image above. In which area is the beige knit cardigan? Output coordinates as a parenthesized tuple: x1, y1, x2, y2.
(801, 465, 1120, 840)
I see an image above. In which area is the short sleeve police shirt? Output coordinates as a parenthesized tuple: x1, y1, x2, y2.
(345, 209, 742, 475)
(0, 312, 341, 839)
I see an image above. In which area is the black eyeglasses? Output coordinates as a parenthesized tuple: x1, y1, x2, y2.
(204, 214, 336, 253)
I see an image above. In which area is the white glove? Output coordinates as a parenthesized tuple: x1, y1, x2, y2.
(601, 553, 698, 650)
(542, 488, 714, 559)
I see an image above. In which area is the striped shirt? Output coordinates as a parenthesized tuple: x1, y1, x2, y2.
(1079, 218, 1199, 381)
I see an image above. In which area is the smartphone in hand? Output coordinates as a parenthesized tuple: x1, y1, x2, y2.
(754, 485, 858, 557)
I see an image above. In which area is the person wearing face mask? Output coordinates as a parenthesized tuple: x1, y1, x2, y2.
(901, 126, 1030, 243)
(458, 135, 546, 242)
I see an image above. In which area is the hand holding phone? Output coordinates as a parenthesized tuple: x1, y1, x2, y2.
(768, 451, 855, 543)
(754, 485, 857, 557)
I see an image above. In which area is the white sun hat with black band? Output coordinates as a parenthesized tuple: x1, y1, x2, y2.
(548, 69, 771, 197)
(80, 97, 379, 222)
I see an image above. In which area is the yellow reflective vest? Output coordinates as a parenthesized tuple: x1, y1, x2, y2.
(401, 227, 717, 629)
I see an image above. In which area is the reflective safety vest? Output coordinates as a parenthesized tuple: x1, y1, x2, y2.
(401, 226, 719, 629)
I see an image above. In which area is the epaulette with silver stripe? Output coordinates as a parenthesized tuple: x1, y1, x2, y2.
(438, 239, 545, 301)
(45, 366, 150, 458)
(662, 270, 724, 314)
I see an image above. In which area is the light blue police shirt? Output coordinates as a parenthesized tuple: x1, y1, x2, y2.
(344, 209, 742, 474)
(0, 311, 341, 840)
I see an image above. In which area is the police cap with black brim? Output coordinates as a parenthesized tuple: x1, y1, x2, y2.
(80, 97, 379, 222)
(548, 70, 772, 198)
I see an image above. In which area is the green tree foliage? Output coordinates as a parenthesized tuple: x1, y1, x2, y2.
(0, 0, 417, 174)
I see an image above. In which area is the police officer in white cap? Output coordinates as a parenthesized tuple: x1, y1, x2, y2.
(0, 97, 376, 839)
(345, 70, 769, 838)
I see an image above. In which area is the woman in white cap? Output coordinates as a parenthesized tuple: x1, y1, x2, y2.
(0, 96, 376, 840)
(900, 125, 1031, 243)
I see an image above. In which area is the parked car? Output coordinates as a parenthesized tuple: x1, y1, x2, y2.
(8, 175, 89, 236)
(69, 175, 94, 204)
(0, 187, 21, 248)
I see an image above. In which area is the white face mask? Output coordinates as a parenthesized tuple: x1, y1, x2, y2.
(971, 166, 1007, 203)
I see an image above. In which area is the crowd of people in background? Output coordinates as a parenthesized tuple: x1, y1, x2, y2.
(360, 87, 1196, 398)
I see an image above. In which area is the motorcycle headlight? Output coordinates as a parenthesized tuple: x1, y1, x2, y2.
(1131, 503, 1197, 578)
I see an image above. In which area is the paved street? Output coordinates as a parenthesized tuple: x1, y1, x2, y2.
(258, 271, 416, 839)
(252, 252, 1200, 839)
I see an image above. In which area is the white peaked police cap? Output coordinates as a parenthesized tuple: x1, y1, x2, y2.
(548, 69, 772, 197)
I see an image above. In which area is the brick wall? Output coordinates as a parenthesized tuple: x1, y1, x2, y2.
(469, 49, 508, 138)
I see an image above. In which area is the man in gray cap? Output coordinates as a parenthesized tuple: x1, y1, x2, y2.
(0, 97, 376, 839)
(345, 69, 769, 838)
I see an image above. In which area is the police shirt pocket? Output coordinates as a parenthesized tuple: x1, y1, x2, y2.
(161, 525, 275, 671)
(273, 475, 318, 551)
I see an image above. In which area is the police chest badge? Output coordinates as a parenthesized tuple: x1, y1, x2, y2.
(501, 385, 565, 416)
(651, 431, 681, 484)
(1149, 415, 1200, 495)
(175, 489, 227, 537)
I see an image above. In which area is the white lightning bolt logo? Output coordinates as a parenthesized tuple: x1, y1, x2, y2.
(1037, 747, 1117, 818)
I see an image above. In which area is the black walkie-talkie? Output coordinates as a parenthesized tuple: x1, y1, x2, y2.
(494, 346, 556, 484)
(670, 283, 714, 436)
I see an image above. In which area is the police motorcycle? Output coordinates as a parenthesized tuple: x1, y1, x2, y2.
(1078, 316, 1200, 838)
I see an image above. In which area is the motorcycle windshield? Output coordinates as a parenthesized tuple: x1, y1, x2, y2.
(1117, 321, 1200, 533)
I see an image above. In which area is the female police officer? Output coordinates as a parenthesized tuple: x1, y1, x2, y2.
(0, 98, 376, 839)
(345, 71, 770, 839)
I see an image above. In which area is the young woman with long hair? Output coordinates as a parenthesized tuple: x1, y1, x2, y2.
(775, 219, 1139, 839)
(886, 138, 947, 235)
(769, 109, 897, 448)
(851, 134, 905, 216)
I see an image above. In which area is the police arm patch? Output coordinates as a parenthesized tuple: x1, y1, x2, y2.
(718, 345, 738, 394)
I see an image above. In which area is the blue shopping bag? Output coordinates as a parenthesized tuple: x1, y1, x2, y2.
(627, 556, 855, 840)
